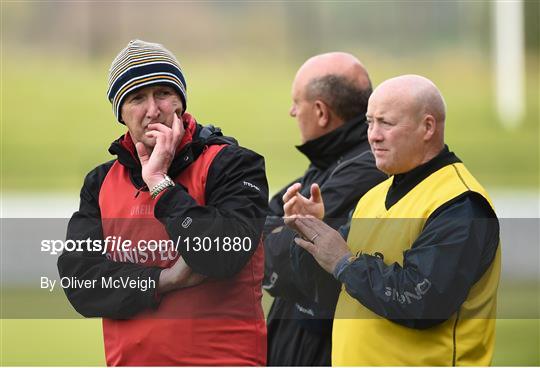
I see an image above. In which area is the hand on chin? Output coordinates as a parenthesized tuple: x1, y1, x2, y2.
(140, 136, 157, 150)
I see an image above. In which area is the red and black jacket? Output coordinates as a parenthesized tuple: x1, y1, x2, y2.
(57, 114, 269, 366)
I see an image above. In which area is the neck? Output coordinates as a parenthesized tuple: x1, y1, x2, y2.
(328, 117, 344, 132)
(419, 143, 444, 166)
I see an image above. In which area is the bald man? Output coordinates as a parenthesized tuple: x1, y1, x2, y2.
(289, 75, 501, 365)
(263, 53, 386, 366)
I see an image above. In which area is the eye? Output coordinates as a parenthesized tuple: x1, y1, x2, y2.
(156, 88, 172, 98)
(127, 93, 143, 103)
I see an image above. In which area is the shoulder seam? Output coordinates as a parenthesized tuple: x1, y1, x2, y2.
(452, 308, 460, 366)
(88, 159, 117, 196)
(451, 164, 471, 191)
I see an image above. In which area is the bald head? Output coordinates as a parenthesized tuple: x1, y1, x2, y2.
(373, 75, 446, 125)
(297, 52, 371, 92)
(366, 75, 447, 174)
(297, 53, 372, 117)
(290, 53, 372, 143)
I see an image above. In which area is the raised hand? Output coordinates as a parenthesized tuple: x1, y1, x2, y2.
(135, 113, 185, 190)
(282, 183, 325, 220)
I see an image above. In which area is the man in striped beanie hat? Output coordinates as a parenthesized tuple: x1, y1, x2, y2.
(107, 39, 187, 124)
(58, 39, 269, 365)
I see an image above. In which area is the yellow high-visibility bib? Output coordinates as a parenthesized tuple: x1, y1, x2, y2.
(333, 162, 501, 366)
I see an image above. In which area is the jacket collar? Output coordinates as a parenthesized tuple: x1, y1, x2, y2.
(385, 145, 462, 209)
(295, 115, 368, 169)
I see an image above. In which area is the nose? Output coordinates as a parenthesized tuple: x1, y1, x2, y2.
(368, 123, 383, 144)
(146, 96, 160, 120)
(289, 105, 296, 118)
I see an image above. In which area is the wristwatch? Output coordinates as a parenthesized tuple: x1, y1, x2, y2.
(150, 174, 175, 199)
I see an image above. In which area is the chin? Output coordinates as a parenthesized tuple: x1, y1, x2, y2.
(376, 162, 393, 176)
(142, 138, 157, 149)
(375, 159, 386, 170)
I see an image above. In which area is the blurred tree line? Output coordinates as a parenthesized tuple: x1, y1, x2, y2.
(3, 2, 538, 61)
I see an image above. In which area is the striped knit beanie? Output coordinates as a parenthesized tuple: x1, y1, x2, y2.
(107, 39, 187, 123)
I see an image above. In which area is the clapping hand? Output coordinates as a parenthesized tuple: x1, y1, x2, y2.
(282, 183, 324, 232)
(291, 216, 352, 274)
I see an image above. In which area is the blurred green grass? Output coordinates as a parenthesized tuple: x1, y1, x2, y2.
(1, 281, 539, 366)
(1, 52, 538, 193)
(2, 318, 538, 366)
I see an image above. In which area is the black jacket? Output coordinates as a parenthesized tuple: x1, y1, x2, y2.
(57, 122, 269, 319)
(263, 117, 386, 366)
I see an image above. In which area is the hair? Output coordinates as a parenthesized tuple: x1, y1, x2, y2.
(305, 74, 372, 122)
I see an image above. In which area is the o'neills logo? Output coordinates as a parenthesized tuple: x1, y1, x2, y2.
(243, 181, 260, 191)
(182, 217, 192, 228)
(384, 278, 432, 304)
(130, 204, 153, 216)
(295, 303, 315, 317)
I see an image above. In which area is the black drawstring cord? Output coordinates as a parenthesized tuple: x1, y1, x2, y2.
(134, 185, 148, 198)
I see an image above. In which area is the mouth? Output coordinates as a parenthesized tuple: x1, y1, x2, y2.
(144, 122, 163, 131)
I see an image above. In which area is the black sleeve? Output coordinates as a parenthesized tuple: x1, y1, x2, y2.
(266, 151, 386, 301)
(337, 193, 500, 329)
(263, 221, 307, 299)
(57, 163, 163, 319)
(155, 145, 269, 278)
(267, 177, 301, 217)
(262, 177, 302, 238)
(262, 179, 305, 298)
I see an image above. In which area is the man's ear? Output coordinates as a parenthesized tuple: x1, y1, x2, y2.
(423, 115, 436, 141)
(315, 100, 330, 128)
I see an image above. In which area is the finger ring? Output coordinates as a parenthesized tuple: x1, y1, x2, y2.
(310, 233, 319, 242)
